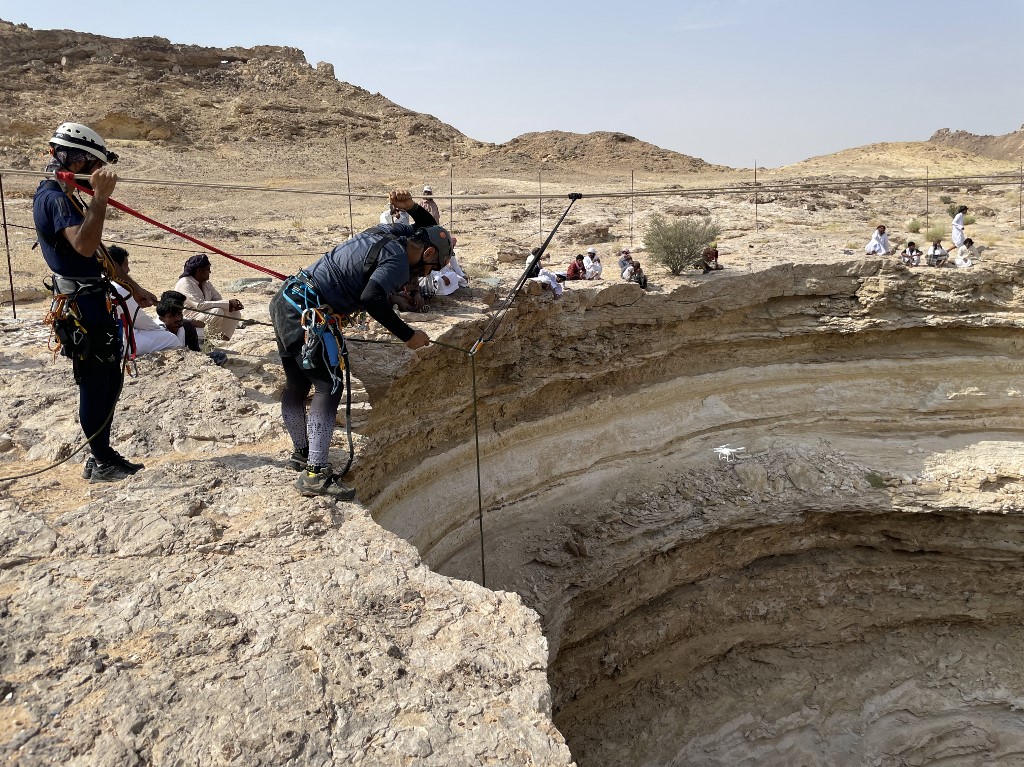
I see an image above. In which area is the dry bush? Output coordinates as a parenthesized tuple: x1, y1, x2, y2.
(644, 214, 721, 274)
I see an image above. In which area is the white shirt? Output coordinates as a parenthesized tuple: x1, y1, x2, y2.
(954, 244, 977, 268)
(380, 209, 411, 226)
(951, 212, 966, 247)
(114, 283, 161, 331)
(865, 231, 890, 256)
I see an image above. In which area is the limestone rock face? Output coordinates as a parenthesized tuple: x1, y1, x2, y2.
(360, 258, 1024, 766)
(0, 319, 573, 767)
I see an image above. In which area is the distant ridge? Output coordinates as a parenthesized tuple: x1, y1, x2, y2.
(0, 18, 719, 176)
(929, 125, 1024, 164)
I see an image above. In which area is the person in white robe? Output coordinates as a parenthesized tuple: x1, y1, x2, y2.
(583, 247, 603, 279)
(954, 238, 978, 268)
(865, 225, 891, 256)
(951, 206, 968, 248)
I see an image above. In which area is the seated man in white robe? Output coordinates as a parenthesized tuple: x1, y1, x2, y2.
(583, 247, 603, 279)
(954, 238, 978, 268)
(107, 246, 184, 355)
(865, 224, 891, 256)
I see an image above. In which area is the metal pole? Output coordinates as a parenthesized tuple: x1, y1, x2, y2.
(343, 132, 354, 237)
(753, 159, 761, 231)
(630, 170, 635, 250)
(538, 171, 543, 244)
(1019, 163, 1022, 230)
(449, 164, 454, 231)
(925, 166, 929, 237)
(0, 174, 16, 319)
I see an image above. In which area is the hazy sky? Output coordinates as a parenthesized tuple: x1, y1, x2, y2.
(2, 0, 1021, 167)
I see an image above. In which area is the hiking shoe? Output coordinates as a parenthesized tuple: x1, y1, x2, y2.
(286, 447, 309, 471)
(89, 460, 133, 483)
(109, 451, 144, 474)
(295, 466, 356, 500)
(82, 455, 95, 480)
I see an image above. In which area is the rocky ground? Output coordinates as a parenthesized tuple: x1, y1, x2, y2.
(3, 17, 1024, 767)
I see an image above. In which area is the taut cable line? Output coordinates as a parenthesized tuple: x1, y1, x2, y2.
(1, 173, 16, 319)
(2, 168, 1023, 203)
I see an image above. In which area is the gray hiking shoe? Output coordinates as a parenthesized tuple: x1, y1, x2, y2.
(295, 466, 356, 500)
(82, 455, 95, 480)
(90, 460, 133, 483)
(286, 447, 309, 471)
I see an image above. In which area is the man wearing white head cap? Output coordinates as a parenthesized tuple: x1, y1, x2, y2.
(420, 185, 441, 225)
(583, 247, 603, 280)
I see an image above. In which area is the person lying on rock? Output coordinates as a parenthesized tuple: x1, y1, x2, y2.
(900, 242, 922, 267)
(174, 254, 244, 341)
(270, 189, 450, 499)
(954, 238, 978, 268)
(107, 246, 183, 356)
(157, 300, 229, 366)
(423, 252, 470, 297)
(389, 278, 429, 313)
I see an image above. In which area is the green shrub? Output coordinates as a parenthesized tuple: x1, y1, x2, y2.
(964, 214, 976, 225)
(644, 214, 721, 274)
(906, 219, 921, 233)
(946, 203, 959, 218)
(865, 472, 887, 489)
(925, 226, 946, 242)
(939, 195, 952, 204)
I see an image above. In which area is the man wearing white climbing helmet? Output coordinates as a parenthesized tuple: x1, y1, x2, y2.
(270, 189, 452, 498)
(33, 122, 158, 483)
(420, 184, 441, 224)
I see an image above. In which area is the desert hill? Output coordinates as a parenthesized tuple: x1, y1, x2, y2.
(0, 18, 716, 180)
(777, 139, 1019, 178)
(929, 125, 1024, 164)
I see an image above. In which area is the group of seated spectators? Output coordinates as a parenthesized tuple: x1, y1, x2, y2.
(112, 246, 240, 363)
(866, 224, 979, 268)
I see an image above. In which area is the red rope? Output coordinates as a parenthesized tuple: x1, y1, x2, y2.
(56, 171, 288, 281)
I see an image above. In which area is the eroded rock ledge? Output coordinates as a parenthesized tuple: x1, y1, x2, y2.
(3, 257, 1024, 766)
(363, 258, 1024, 765)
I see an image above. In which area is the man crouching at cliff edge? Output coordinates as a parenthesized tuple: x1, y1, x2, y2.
(269, 189, 452, 498)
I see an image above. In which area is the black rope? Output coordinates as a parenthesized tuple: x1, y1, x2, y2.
(476, 193, 582, 347)
(1, 174, 16, 319)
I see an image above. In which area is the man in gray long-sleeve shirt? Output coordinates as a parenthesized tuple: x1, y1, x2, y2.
(269, 189, 453, 498)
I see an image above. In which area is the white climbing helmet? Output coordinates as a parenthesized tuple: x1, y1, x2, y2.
(49, 122, 118, 164)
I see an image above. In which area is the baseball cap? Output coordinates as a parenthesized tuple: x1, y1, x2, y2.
(420, 225, 453, 265)
(423, 185, 433, 194)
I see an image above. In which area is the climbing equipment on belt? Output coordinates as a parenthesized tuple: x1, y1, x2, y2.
(42, 274, 137, 369)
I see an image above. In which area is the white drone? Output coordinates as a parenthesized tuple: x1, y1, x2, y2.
(713, 444, 746, 462)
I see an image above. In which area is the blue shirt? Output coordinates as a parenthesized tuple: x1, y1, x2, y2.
(305, 224, 414, 312)
(33, 180, 102, 280)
